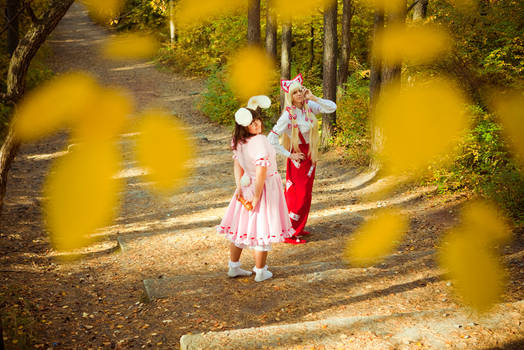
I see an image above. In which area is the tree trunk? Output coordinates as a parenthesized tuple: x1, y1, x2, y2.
(321, 0, 337, 148)
(413, 0, 428, 21)
(381, 1, 406, 90)
(6, 0, 20, 56)
(369, 10, 384, 110)
(280, 21, 292, 110)
(338, 0, 353, 87)
(265, 5, 277, 59)
(308, 21, 315, 69)
(247, 0, 261, 45)
(0, 0, 75, 213)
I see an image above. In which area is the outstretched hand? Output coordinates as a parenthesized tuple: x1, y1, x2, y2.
(290, 152, 305, 161)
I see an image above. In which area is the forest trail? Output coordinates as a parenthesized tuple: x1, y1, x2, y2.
(1, 3, 523, 349)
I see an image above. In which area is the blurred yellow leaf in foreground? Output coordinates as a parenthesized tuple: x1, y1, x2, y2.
(44, 142, 123, 252)
(373, 78, 469, 177)
(135, 111, 194, 195)
(491, 90, 524, 169)
(175, 0, 245, 29)
(82, 0, 124, 22)
(272, 0, 335, 21)
(344, 208, 408, 267)
(373, 24, 452, 65)
(14, 72, 99, 141)
(102, 33, 160, 61)
(72, 87, 133, 143)
(228, 47, 276, 102)
(439, 201, 511, 313)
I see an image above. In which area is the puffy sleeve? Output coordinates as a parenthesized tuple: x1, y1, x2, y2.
(267, 111, 292, 158)
(308, 98, 337, 115)
(249, 135, 271, 167)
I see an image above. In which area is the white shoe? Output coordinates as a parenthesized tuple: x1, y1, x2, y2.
(254, 266, 273, 282)
(228, 261, 252, 277)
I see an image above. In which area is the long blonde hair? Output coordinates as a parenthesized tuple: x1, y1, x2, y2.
(281, 85, 319, 162)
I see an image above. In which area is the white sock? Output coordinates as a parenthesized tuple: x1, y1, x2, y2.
(228, 261, 252, 277)
(254, 266, 273, 282)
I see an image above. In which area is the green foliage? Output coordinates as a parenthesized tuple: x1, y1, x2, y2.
(333, 73, 370, 165)
(119, 0, 168, 31)
(431, 106, 524, 224)
(198, 67, 239, 125)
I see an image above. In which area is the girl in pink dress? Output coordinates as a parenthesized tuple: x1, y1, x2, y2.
(217, 96, 294, 282)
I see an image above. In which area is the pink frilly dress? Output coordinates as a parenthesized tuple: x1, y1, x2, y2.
(217, 134, 294, 251)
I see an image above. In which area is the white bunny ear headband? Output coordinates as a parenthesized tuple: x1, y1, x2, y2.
(234, 95, 271, 126)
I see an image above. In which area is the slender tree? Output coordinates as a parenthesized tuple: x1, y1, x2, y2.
(280, 21, 292, 110)
(321, 0, 337, 148)
(369, 10, 384, 109)
(247, 0, 261, 45)
(265, 3, 277, 58)
(308, 21, 315, 69)
(0, 0, 76, 213)
(338, 0, 353, 87)
(381, 1, 406, 89)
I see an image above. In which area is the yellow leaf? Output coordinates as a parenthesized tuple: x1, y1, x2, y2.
(491, 90, 524, 169)
(82, 0, 124, 22)
(72, 87, 133, 143)
(134, 110, 194, 195)
(344, 208, 408, 267)
(438, 200, 511, 313)
(373, 24, 452, 65)
(175, 0, 246, 29)
(363, 0, 405, 13)
(373, 78, 469, 177)
(228, 47, 276, 102)
(272, 0, 335, 21)
(44, 142, 123, 252)
(14, 72, 100, 141)
(102, 33, 160, 61)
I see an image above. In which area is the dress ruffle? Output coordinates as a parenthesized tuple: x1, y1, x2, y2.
(217, 174, 294, 248)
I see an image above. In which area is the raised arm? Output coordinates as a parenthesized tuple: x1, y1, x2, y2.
(267, 112, 292, 158)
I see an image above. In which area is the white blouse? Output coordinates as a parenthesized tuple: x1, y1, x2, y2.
(268, 98, 337, 157)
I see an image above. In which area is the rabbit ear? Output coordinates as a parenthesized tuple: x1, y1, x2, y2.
(247, 95, 271, 110)
(235, 108, 253, 126)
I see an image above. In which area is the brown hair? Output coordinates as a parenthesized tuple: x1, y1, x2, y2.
(231, 108, 264, 150)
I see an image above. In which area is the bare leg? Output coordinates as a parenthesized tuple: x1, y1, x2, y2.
(255, 251, 268, 268)
(230, 243, 243, 262)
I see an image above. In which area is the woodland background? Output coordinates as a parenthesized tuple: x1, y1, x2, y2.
(5, 0, 521, 221)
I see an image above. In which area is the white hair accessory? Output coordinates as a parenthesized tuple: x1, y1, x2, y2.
(247, 95, 271, 110)
(235, 107, 252, 126)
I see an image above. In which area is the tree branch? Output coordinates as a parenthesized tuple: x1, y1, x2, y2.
(407, 0, 420, 14)
(25, 2, 42, 25)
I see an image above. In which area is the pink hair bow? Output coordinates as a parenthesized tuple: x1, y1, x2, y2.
(280, 73, 303, 93)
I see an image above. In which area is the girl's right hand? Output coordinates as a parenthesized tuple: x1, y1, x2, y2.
(235, 187, 243, 200)
(290, 152, 305, 161)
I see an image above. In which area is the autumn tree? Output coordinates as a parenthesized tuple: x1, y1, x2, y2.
(280, 21, 292, 110)
(0, 0, 75, 212)
(320, 0, 337, 147)
(338, 0, 353, 87)
(247, 0, 261, 45)
(265, 3, 277, 58)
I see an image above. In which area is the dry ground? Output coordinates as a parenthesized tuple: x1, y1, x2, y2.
(1, 3, 523, 349)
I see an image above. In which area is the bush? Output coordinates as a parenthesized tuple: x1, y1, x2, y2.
(431, 106, 524, 224)
(332, 73, 371, 165)
(198, 67, 239, 126)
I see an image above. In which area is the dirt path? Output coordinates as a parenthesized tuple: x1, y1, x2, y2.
(1, 4, 523, 349)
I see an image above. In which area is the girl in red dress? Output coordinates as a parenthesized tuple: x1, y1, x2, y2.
(268, 74, 337, 244)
